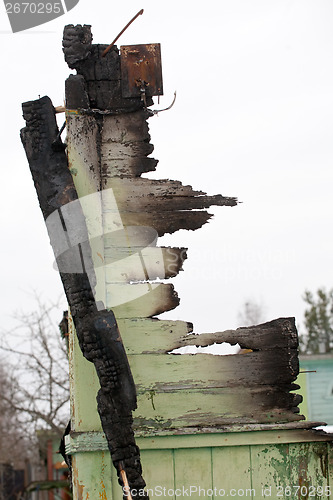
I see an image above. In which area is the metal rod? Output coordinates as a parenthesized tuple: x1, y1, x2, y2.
(152, 91, 177, 115)
(102, 9, 144, 58)
(55, 105, 65, 113)
(120, 466, 133, 500)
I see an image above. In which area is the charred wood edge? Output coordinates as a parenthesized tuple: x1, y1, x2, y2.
(177, 318, 298, 351)
(20, 95, 148, 499)
(175, 317, 302, 411)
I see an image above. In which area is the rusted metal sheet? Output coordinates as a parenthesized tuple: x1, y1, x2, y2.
(120, 44, 163, 98)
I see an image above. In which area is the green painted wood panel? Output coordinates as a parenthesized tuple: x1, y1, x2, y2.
(72, 451, 112, 500)
(300, 358, 333, 425)
(212, 446, 252, 497)
(289, 442, 330, 498)
(295, 372, 309, 421)
(250, 442, 332, 500)
(250, 443, 290, 499)
(141, 450, 175, 498)
(68, 433, 333, 500)
(174, 448, 213, 500)
(68, 316, 102, 432)
(66, 427, 333, 453)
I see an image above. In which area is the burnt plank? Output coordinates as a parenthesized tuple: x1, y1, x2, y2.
(109, 283, 180, 318)
(120, 210, 213, 236)
(177, 318, 298, 351)
(128, 351, 298, 392)
(103, 177, 237, 211)
(133, 389, 304, 432)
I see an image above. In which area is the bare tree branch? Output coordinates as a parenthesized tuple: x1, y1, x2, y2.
(0, 294, 70, 450)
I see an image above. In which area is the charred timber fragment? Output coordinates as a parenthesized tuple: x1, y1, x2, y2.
(20, 96, 147, 498)
(178, 317, 299, 352)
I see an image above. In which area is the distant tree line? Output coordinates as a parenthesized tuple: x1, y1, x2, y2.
(300, 288, 333, 355)
(0, 296, 69, 469)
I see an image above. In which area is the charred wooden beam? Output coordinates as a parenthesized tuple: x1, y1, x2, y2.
(20, 96, 148, 498)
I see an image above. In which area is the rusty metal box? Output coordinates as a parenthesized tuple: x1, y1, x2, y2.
(120, 43, 163, 98)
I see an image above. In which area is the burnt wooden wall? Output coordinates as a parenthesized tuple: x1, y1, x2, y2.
(62, 24, 303, 434)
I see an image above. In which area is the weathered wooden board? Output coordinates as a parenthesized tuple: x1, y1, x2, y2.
(138, 450, 174, 500)
(212, 446, 252, 494)
(99, 109, 157, 179)
(103, 247, 187, 282)
(66, 113, 101, 193)
(132, 390, 303, 431)
(71, 452, 112, 500)
(109, 283, 179, 318)
(117, 318, 193, 354)
(101, 111, 151, 144)
(101, 141, 155, 161)
(68, 315, 302, 433)
(101, 157, 158, 178)
(127, 352, 298, 391)
(173, 448, 213, 494)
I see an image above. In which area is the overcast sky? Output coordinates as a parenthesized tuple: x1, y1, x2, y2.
(1, 0, 333, 337)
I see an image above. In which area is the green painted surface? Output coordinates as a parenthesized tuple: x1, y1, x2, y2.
(72, 451, 111, 499)
(296, 371, 309, 420)
(68, 432, 333, 499)
(299, 357, 333, 424)
(174, 448, 213, 500)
